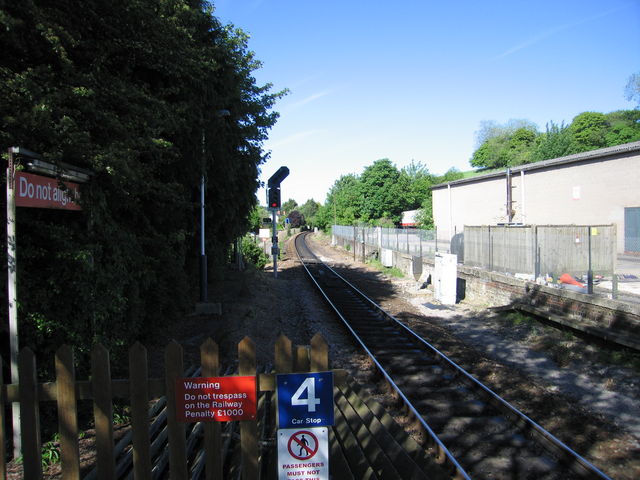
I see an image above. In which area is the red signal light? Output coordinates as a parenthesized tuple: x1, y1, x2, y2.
(268, 187, 281, 209)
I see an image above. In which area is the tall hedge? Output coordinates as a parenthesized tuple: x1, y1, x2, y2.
(0, 0, 283, 374)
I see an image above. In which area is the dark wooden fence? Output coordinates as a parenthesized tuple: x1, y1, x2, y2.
(0, 334, 332, 480)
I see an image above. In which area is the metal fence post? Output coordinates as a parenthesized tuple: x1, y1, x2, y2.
(533, 225, 539, 279)
(435, 226, 438, 253)
(587, 226, 593, 294)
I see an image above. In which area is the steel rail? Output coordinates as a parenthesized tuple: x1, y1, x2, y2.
(294, 232, 612, 480)
(294, 233, 471, 479)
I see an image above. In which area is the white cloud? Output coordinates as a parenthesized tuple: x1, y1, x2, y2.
(493, 4, 632, 60)
(266, 129, 322, 149)
(287, 90, 333, 110)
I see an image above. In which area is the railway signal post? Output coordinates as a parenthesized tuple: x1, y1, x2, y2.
(267, 166, 289, 278)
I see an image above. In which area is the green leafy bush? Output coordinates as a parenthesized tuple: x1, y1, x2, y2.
(242, 237, 269, 270)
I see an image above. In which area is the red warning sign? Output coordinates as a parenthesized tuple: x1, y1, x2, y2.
(15, 172, 82, 211)
(175, 376, 256, 422)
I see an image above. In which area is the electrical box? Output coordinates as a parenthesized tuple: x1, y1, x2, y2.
(434, 252, 457, 305)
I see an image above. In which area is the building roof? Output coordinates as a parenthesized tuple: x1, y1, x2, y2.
(432, 141, 640, 190)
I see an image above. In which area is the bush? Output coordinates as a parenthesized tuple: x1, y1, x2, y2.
(242, 237, 269, 269)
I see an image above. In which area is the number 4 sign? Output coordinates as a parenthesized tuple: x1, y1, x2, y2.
(277, 372, 334, 429)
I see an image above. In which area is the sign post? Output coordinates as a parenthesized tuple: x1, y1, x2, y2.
(6, 148, 19, 458)
(5, 147, 91, 458)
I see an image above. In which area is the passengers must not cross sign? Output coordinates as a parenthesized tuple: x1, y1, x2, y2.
(277, 427, 328, 480)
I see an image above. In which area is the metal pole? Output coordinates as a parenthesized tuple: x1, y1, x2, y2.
(6, 148, 21, 458)
(353, 225, 356, 262)
(587, 226, 593, 294)
(435, 226, 438, 253)
(200, 174, 207, 302)
(506, 168, 513, 223)
(271, 209, 278, 278)
(362, 228, 366, 263)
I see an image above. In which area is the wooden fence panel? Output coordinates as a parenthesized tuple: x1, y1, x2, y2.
(239, 336, 258, 480)
(165, 340, 187, 479)
(200, 338, 222, 480)
(19, 348, 42, 479)
(129, 342, 152, 480)
(56, 345, 80, 480)
(275, 334, 293, 373)
(295, 345, 310, 372)
(1, 335, 341, 479)
(311, 333, 329, 372)
(92, 344, 115, 480)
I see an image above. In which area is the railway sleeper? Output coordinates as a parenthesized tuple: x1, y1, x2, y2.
(436, 419, 527, 448)
(371, 347, 426, 358)
(364, 338, 422, 349)
(388, 372, 457, 389)
(416, 397, 490, 419)
(348, 314, 399, 330)
(392, 354, 442, 366)
(384, 363, 445, 377)
(456, 448, 560, 480)
(407, 384, 475, 402)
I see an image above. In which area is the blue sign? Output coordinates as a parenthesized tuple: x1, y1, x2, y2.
(277, 372, 334, 428)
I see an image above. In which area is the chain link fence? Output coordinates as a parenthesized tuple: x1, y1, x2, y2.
(332, 224, 617, 288)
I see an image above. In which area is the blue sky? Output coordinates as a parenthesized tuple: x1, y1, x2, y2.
(213, 0, 640, 206)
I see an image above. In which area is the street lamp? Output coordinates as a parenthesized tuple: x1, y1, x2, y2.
(199, 109, 230, 306)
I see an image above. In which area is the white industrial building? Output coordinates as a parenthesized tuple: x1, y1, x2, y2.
(432, 141, 640, 255)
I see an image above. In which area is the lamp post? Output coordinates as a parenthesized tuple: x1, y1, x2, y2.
(199, 109, 230, 305)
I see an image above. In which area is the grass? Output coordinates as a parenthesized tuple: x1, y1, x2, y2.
(366, 258, 404, 278)
(598, 348, 640, 372)
(504, 311, 535, 327)
(502, 309, 640, 373)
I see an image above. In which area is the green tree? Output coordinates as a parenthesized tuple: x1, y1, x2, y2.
(470, 120, 539, 168)
(359, 159, 410, 223)
(605, 110, 640, 145)
(323, 174, 362, 226)
(569, 112, 610, 152)
(531, 121, 573, 162)
(0, 0, 283, 372)
(299, 199, 321, 228)
(281, 198, 298, 215)
(400, 160, 434, 209)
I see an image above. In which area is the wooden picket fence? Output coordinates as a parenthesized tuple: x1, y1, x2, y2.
(0, 333, 333, 480)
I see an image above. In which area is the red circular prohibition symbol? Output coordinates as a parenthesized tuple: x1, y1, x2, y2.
(287, 430, 318, 460)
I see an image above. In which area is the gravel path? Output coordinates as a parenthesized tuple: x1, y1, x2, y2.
(410, 297, 640, 440)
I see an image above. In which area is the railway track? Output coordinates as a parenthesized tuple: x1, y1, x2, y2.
(294, 231, 611, 480)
